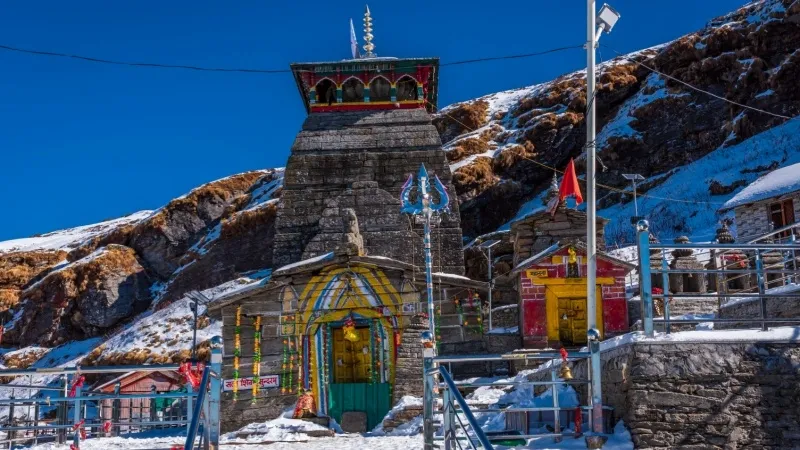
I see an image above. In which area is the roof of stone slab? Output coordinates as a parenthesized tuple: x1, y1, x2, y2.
(512, 241, 636, 274)
(509, 205, 609, 230)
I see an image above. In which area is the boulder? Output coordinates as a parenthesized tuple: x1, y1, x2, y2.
(13, 244, 151, 346)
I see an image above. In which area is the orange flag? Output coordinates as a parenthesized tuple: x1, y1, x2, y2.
(559, 158, 583, 205)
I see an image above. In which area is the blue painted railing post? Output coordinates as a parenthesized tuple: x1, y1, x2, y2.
(208, 336, 223, 449)
(636, 220, 654, 337)
(72, 379, 82, 449)
(422, 349, 435, 450)
(661, 253, 671, 334)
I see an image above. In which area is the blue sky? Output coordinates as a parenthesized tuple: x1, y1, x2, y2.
(0, 0, 745, 241)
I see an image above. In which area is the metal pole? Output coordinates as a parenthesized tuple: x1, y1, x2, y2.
(585, 0, 603, 434)
(422, 352, 435, 450)
(637, 221, 654, 337)
(442, 385, 453, 450)
(632, 180, 639, 217)
(661, 253, 671, 334)
(551, 367, 561, 443)
(192, 301, 198, 362)
(424, 213, 436, 339)
(755, 251, 767, 331)
(73, 382, 82, 449)
(208, 336, 223, 450)
(488, 246, 493, 331)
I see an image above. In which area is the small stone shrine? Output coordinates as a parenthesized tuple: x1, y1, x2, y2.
(706, 222, 750, 292)
(668, 236, 707, 294)
(208, 8, 486, 433)
(509, 180, 634, 348)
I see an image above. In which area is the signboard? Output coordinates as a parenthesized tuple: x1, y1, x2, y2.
(526, 269, 548, 279)
(223, 375, 279, 392)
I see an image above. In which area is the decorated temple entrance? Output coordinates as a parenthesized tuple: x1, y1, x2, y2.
(327, 321, 392, 430)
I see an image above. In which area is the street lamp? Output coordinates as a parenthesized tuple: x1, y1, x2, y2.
(623, 173, 645, 221)
(186, 290, 212, 362)
(477, 239, 501, 330)
(585, 0, 620, 436)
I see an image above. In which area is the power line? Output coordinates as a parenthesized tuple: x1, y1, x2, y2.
(0, 43, 582, 74)
(440, 45, 585, 66)
(602, 44, 794, 121)
(0, 44, 291, 74)
(429, 99, 726, 205)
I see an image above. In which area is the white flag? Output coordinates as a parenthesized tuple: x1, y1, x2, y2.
(350, 19, 360, 59)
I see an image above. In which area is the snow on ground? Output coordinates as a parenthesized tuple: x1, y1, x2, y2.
(23, 433, 426, 450)
(722, 161, 800, 210)
(275, 252, 334, 274)
(93, 297, 221, 361)
(598, 118, 800, 244)
(721, 283, 800, 308)
(0, 211, 152, 254)
(0, 338, 102, 420)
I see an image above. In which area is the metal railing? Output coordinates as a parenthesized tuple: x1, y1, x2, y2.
(0, 337, 223, 450)
(635, 220, 800, 335)
(423, 351, 601, 449)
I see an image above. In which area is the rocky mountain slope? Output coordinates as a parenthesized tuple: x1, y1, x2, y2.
(1, 0, 799, 367)
(439, 0, 800, 243)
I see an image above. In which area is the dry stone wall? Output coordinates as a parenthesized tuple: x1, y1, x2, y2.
(549, 340, 800, 449)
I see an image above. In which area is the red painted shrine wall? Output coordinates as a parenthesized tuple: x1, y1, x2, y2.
(518, 247, 630, 348)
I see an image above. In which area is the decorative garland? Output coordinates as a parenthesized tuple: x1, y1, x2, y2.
(233, 306, 242, 401)
(281, 338, 289, 394)
(251, 316, 262, 403)
(454, 292, 484, 334)
(296, 337, 304, 393)
(288, 337, 295, 394)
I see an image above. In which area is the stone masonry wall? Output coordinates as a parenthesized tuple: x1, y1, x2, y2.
(552, 341, 800, 449)
(734, 194, 800, 241)
(274, 109, 465, 274)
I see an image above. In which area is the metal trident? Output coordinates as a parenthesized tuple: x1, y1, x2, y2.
(400, 164, 450, 341)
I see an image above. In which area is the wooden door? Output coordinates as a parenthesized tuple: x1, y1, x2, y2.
(547, 284, 603, 346)
(332, 327, 372, 383)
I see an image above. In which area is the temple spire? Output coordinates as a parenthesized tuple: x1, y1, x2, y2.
(363, 5, 376, 58)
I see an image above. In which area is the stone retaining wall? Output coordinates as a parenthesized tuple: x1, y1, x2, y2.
(542, 340, 800, 449)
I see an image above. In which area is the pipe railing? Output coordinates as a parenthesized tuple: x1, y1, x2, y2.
(423, 351, 600, 449)
(635, 220, 800, 335)
(0, 337, 223, 450)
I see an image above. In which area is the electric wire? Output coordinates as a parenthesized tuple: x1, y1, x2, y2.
(427, 99, 725, 205)
(601, 44, 795, 121)
(0, 43, 583, 74)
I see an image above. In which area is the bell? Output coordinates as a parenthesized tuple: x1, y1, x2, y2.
(560, 362, 573, 380)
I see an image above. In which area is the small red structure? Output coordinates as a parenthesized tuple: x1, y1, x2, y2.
(94, 370, 185, 432)
(513, 243, 634, 348)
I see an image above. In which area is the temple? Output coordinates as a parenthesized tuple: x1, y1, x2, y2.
(210, 6, 485, 433)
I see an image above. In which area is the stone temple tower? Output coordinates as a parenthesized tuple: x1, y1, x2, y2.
(274, 23, 465, 274)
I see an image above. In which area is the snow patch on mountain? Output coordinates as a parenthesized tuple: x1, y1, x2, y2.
(0, 211, 152, 254)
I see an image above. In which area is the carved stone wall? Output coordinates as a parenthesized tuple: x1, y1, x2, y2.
(274, 109, 465, 274)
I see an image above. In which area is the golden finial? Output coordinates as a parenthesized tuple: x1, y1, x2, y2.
(363, 5, 376, 58)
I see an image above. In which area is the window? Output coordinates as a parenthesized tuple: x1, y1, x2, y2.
(395, 76, 418, 101)
(369, 77, 391, 102)
(768, 198, 795, 237)
(341, 78, 365, 103)
(315, 79, 337, 106)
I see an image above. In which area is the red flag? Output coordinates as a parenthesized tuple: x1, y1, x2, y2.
(559, 158, 583, 205)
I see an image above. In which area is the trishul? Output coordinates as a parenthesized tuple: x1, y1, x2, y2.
(400, 164, 449, 341)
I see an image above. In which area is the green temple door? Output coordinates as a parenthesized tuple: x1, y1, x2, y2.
(328, 328, 391, 430)
(328, 383, 391, 430)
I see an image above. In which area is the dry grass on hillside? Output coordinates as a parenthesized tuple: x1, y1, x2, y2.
(23, 245, 142, 307)
(434, 100, 489, 144)
(453, 157, 497, 197)
(141, 171, 266, 232)
(2, 348, 49, 369)
(221, 202, 279, 240)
